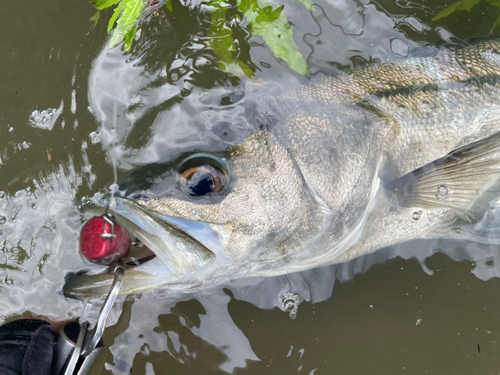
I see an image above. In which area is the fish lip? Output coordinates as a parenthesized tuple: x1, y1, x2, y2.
(82, 196, 200, 246)
(82, 197, 161, 238)
(80, 196, 219, 274)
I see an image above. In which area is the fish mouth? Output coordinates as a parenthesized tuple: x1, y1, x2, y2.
(63, 197, 219, 301)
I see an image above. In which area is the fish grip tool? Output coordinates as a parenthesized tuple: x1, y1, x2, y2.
(55, 212, 129, 375)
(54, 263, 123, 375)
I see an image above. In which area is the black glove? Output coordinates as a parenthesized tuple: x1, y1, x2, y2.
(0, 319, 56, 375)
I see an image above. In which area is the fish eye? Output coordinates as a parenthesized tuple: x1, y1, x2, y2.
(180, 164, 227, 197)
(178, 154, 229, 197)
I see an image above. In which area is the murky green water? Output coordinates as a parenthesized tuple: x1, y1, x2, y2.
(2, 0, 500, 373)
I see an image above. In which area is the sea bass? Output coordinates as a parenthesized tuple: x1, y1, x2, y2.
(64, 39, 500, 300)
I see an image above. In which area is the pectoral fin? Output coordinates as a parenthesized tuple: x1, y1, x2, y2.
(388, 131, 500, 241)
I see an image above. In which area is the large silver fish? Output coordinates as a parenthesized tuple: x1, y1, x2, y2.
(64, 39, 500, 300)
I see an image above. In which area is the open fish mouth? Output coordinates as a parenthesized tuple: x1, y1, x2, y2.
(63, 197, 219, 301)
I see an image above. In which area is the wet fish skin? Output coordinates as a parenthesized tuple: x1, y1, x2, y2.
(64, 39, 500, 299)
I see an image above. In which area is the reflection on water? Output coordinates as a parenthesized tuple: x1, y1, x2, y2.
(0, 162, 87, 320)
(2, 0, 500, 373)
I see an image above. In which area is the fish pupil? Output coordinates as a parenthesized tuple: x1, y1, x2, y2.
(189, 174, 214, 196)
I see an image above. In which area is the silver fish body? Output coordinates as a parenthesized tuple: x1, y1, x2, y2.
(64, 39, 500, 300)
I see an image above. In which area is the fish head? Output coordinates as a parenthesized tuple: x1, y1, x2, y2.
(64, 130, 328, 300)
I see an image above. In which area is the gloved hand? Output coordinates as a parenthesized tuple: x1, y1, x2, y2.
(0, 319, 57, 375)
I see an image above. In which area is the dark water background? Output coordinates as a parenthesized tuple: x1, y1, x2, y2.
(1, 0, 500, 373)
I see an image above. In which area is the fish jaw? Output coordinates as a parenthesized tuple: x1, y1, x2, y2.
(63, 262, 176, 300)
(63, 197, 219, 300)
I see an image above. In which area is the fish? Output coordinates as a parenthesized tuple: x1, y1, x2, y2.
(64, 38, 500, 300)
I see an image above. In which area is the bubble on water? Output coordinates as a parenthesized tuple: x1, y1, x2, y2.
(7, 125, 14, 133)
(29, 100, 64, 131)
(436, 185, 448, 201)
(27, 200, 36, 212)
(89, 131, 100, 144)
(357, 4, 367, 14)
(438, 185, 448, 194)
(170, 72, 180, 82)
(390, 38, 409, 57)
(412, 211, 422, 220)
(283, 292, 300, 320)
(20, 141, 31, 150)
(0, 216, 6, 225)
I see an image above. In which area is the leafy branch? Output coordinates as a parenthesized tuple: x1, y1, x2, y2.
(95, 0, 144, 49)
(92, 0, 310, 76)
(237, 0, 309, 76)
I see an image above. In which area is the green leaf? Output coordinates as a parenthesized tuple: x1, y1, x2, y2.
(237, 0, 309, 76)
(166, 0, 173, 12)
(299, 0, 314, 10)
(458, 0, 481, 10)
(107, 0, 125, 33)
(433, 0, 481, 21)
(488, 0, 500, 7)
(94, 0, 122, 11)
(90, 10, 101, 27)
(208, 5, 233, 62)
(238, 60, 253, 76)
(207, 2, 253, 77)
(491, 12, 500, 32)
(432, 0, 461, 20)
(238, 0, 251, 13)
(124, 24, 139, 50)
(110, 0, 144, 49)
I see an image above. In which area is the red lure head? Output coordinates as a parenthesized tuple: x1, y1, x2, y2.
(79, 215, 130, 265)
